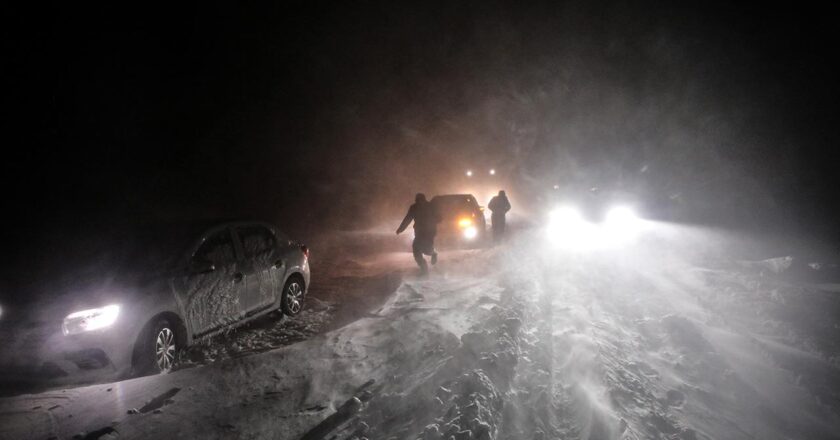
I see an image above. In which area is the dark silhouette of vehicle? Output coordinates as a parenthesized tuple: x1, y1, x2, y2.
(0, 220, 310, 380)
(430, 194, 487, 247)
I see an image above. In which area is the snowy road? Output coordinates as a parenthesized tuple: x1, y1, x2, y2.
(2, 225, 840, 439)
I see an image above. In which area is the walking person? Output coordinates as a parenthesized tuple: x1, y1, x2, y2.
(488, 190, 511, 243)
(396, 193, 442, 276)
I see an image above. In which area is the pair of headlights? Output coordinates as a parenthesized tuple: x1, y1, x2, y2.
(62, 304, 120, 336)
(546, 206, 643, 250)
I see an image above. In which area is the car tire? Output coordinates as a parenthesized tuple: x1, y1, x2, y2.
(281, 277, 305, 317)
(135, 318, 179, 375)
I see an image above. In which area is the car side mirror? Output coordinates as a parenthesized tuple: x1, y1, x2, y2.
(189, 259, 216, 274)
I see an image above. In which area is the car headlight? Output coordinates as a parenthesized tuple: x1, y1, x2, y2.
(463, 226, 478, 239)
(62, 305, 120, 335)
(546, 206, 593, 249)
(458, 218, 473, 228)
(603, 206, 642, 239)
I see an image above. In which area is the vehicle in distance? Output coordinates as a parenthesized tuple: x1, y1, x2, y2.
(544, 186, 645, 250)
(431, 194, 487, 247)
(0, 220, 310, 379)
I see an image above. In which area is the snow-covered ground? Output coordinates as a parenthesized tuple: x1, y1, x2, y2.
(2, 224, 840, 439)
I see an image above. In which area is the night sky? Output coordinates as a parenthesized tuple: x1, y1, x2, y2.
(3, 1, 839, 273)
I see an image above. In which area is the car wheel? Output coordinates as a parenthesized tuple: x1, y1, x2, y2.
(281, 278, 305, 316)
(136, 318, 179, 375)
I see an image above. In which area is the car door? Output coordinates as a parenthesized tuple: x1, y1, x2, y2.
(179, 228, 245, 337)
(234, 225, 281, 314)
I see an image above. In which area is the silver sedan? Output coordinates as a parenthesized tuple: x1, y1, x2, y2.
(0, 220, 311, 379)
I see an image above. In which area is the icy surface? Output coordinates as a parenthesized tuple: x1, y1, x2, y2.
(2, 226, 840, 439)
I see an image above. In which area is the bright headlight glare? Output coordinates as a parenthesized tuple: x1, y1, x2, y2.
(547, 206, 593, 249)
(63, 305, 120, 335)
(458, 218, 473, 228)
(463, 226, 478, 239)
(547, 205, 643, 251)
(604, 206, 642, 240)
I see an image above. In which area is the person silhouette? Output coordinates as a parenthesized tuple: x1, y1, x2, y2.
(396, 193, 442, 276)
(488, 190, 511, 243)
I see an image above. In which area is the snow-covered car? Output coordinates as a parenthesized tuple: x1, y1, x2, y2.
(431, 194, 487, 247)
(0, 220, 310, 379)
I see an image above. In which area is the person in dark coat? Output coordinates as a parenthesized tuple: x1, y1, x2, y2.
(488, 190, 511, 243)
(396, 193, 442, 276)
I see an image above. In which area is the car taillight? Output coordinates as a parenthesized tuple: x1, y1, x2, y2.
(301, 245, 310, 259)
